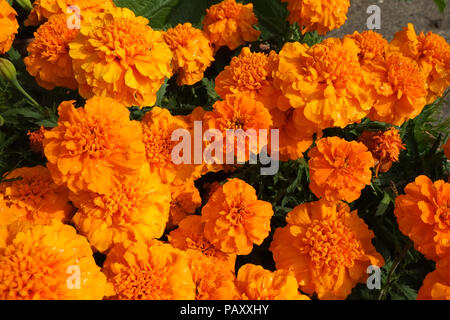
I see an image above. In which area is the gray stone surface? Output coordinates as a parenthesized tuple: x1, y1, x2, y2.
(327, 0, 450, 41)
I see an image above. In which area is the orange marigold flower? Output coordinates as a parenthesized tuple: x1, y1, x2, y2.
(43, 97, 146, 194)
(0, 0, 19, 54)
(390, 24, 450, 104)
(0, 220, 106, 299)
(417, 258, 450, 300)
(204, 94, 273, 162)
(168, 215, 239, 300)
(141, 106, 197, 184)
(203, 0, 260, 51)
(281, 0, 350, 35)
(70, 164, 171, 253)
(367, 52, 427, 126)
(193, 260, 239, 300)
(103, 240, 196, 300)
(25, 0, 114, 26)
(359, 128, 406, 176)
(270, 200, 384, 300)
(168, 215, 236, 271)
(346, 30, 388, 63)
(168, 180, 202, 228)
(308, 137, 374, 203)
(69, 7, 172, 107)
(394, 175, 450, 261)
(215, 47, 280, 109)
(163, 23, 214, 86)
(202, 178, 274, 255)
(27, 126, 47, 154)
(24, 14, 78, 90)
(236, 264, 310, 300)
(274, 39, 373, 130)
(0, 166, 72, 226)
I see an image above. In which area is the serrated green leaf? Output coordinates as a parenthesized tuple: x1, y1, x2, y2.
(113, 0, 180, 29)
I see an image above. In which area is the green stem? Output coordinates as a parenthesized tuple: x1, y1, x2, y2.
(11, 79, 41, 108)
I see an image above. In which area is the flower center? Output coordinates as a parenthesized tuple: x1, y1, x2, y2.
(112, 266, 166, 300)
(65, 121, 113, 158)
(142, 129, 175, 166)
(298, 219, 364, 273)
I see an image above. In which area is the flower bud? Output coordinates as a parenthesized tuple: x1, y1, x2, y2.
(0, 58, 18, 84)
(14, 0, 33, 11)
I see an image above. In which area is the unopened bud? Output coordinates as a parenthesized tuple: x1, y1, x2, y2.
(15, 0, 33, 11)
(0, 58, 18, 84)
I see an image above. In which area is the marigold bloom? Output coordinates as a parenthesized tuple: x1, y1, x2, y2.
(163, 23, 214, 86)
(308, 137, 374, 203)
(346, 30, 388, 63)
(236, 264, 310, 300)
(202, 178, 274, 255)
(168, 180, 202, 228)
(43, 97, 146, 194)
(25, 0, 114, 26)
(141, 107, 197, 184)
(215, 47, 280, 109)
(274, 39, 373, 130)
(103, 240, 195, 300)
(193, 261, 239, 300)
(0, 0, 19, 54)
(0, 166, 72, 226)
(0, 220, 106, 299)
(367, 53, 427, 126)
(390, 24, 450, 104)
(270, 200, 384, 300)
(69, 7, 172, 107)
(394, 175, 450, 261)
(27, 126, 47, 154)
(24, 14, 78, 90)
(359, 128, 406, 176)
(417, 258, 450, 300)
(71, 165, 170, 253)
(204, 94, 273, 162)
(203, 0, 260, 51)
(169, 215, 236, 271)
(282, 0, 350, 35)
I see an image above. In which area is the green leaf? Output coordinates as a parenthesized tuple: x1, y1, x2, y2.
(250, 0, 289, 41)
(113, 0, 180, 29)
(433, 0, 447, 13)
(166, 0, 208, 28)
(375, 192, 392, 216)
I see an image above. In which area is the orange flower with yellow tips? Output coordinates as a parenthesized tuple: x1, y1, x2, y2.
(203, 0, 260, 51)
(236, 264, 310, 300)
(281, 0, 350, 35)
(308, 137, 374, 203)
(346, 30, 388, 64)
(394, 175, 450, 261)
(274, 39, 373, 130)
(390, 24, 450, 104)
(204, 94, 273, 162)
(25, 0, 115, 26)
(69, 7, 172, 107)
(270, 200, 384, 300)
(25, 14, 78, 90)
(0, 0, 19, 54)
(215, 47, 280, 109)
(367, 53, 427, 126)
(202, 178, 274, 255)
(0, 166, 72, 227)
(43, 97, 146, 194)
(141, 107, 197, 184)
(70, 164, 171, 253)
(163, 23, 214, 86)
(168, 180, 202, 228)
(103, 240, 195, 300)
(417, 258, 450, 300)
(359, 128, 406, 176)
(168, 215, 236, 272)
(0, 220, 106, 299)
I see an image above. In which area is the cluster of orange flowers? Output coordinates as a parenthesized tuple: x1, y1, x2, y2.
(1, 0, 450, 301)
